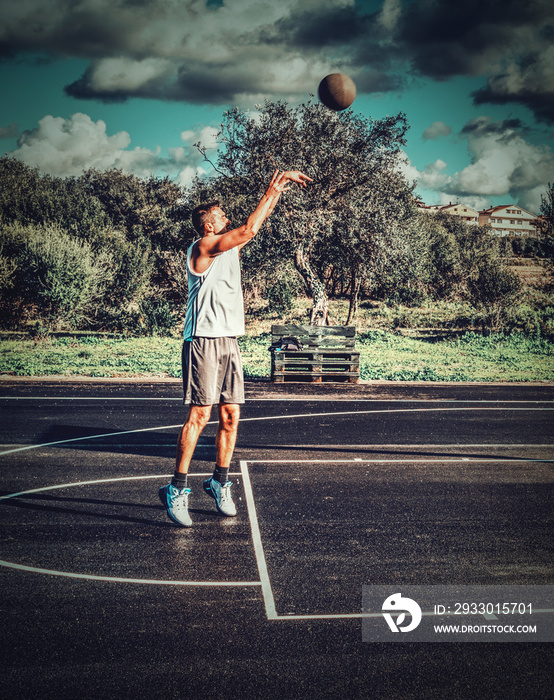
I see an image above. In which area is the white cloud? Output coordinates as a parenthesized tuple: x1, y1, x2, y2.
(11, 114, 134, 176)
(444, 117, 554, 211)
(7, 113, 219, 184)
(422, 121, 451, 141)
(403, 117, 554, 212)
(181, 125, 219, 152)
(399, 154, 449, 191)
(83, 57, 175, 95)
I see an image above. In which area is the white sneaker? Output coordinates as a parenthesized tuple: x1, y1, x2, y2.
(203, 478, 237, 517)
(159, 483, 192, 527)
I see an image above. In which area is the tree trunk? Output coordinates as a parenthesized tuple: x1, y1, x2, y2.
(346, 266, 361, 325)
(294, 245, 329, 326)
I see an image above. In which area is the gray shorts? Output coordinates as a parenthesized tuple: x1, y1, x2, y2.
(182, 337, 245, 406)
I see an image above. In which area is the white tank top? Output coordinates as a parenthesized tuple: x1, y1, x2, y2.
(183, 241, 245, 339)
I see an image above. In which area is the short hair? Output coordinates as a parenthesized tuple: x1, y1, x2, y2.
(191, 201, 220, 234)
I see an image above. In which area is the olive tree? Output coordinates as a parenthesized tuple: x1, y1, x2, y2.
(195, 100, 414, 324)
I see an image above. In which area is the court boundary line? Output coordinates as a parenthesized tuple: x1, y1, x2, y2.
(0, 474, 259, 588)
(241, 458, 554, 621)
(240, 460, 277, 619)
(2, 402, 553, 613)
(1, 406, 553, 457)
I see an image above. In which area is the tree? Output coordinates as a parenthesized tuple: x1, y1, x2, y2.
(0, 156, 108, 237)
(536, 183, 554, 238)
(195, 100, 413, 324)
(533, 183, 554, 262)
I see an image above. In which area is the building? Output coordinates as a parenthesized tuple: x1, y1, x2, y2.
(417, 201, 539, 236)
(417, 201, 479, 224)
(478, 205, 538, 237)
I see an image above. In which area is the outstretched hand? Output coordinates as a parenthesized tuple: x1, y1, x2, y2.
(284, 171, 313, 188)
(266, 169, 313, 199)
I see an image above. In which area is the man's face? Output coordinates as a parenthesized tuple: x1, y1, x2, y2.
(208, 207, 230, 234)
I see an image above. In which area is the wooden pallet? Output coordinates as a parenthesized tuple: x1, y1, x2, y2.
(270, 324, 360, 383)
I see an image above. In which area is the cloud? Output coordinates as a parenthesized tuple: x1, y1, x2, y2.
(404, 117, 554, 212)
(422, 121, 451, 141)
(472, 45, 554, 125)
(0, 123, 18, 139)
(7, 113, 218, 186)
(395, 0, 554, 123)
(1, 1, 553, 122)
(399, 155, 449, 191)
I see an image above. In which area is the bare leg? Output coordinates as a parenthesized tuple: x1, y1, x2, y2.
(175, 405, 212, 474)
(215, 403, 240, 469)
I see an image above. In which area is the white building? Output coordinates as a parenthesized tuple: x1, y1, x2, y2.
(479, 205, 537, 237)
(417, 201, 479, 224)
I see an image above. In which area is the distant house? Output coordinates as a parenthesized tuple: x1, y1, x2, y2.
(478, 205, 538, 237)
(417, 201, 479, 224)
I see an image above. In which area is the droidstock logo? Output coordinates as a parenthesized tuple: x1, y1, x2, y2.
(382, 593, 423, 633)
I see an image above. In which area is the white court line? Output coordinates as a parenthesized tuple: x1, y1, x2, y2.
(2, 407, 552, 605)
(241, 458, 554, 621)
(0, 424, 183, 456)
(0, 474, 260, 587)
(0, 560, 262, 587)
(242, 458, 554, 464)
(265, 609, 554, 621)
(240, 460, 277, 620)
(0, 473, 240, 501)
(1, 406, 553, 457)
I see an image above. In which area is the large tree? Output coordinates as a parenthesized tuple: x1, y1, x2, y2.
(536, 182, 554, 241)
(194, 100, 414, 324)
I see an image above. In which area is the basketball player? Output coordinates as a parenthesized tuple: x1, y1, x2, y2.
(159, 169, 312, 526)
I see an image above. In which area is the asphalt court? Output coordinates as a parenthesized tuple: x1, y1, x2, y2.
(1, 379, 553, 698)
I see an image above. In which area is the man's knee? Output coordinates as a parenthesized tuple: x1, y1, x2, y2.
(186, 405, 212, 430)
(218, 403, 240, 432)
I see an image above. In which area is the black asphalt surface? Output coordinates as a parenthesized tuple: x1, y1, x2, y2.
(0, 379, 553, 699)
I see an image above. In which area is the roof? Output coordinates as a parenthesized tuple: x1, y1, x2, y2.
(480, 204, 537, 217)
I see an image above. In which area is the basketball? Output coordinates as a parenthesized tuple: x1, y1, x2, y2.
(318, 73, 356, 111)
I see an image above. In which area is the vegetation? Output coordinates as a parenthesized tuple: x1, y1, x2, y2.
(192, 101, 415, 324)
(1, 324, 552, 382)
(0, 101, 552, 382)
(0, 158, 194, 333)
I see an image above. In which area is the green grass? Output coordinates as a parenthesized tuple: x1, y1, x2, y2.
(1, 329, 552, 382)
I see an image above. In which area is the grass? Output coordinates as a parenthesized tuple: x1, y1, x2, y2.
(1, 328, 552, 382)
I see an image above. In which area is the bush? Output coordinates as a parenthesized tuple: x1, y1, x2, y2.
(0, 222, 114, 330)
(139, 298, 179, 336)
(262, 266, 301, 314)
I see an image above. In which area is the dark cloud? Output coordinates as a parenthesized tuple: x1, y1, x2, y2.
(1, 0, 553, 122)
(472, 50, 554, 125)
(0, 123, 19, 139)
(461, 117, 526, 135)
(396, 0, 551, 75)
(393, 0, 554, 122)
(270, 6, 369, 48)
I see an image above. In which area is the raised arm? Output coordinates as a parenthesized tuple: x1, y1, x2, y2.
(196, 170, 312, 260)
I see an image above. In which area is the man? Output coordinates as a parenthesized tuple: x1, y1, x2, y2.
(159, 169, 312, 526)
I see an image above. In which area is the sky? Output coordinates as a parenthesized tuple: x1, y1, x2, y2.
(1, 0, 553, 214)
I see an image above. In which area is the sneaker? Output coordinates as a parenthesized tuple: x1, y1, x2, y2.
(158, 483, 192, 527)
(203, 477, 237, 517)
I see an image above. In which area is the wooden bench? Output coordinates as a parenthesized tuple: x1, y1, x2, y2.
(270, 324, 360, 383)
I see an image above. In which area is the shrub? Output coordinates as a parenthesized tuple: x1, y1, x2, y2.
(0, 222, 115, 329)
(262, 266, 301, 314)
(139, 298, 179, 336)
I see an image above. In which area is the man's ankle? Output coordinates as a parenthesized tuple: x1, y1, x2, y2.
(171, 471, 188, 490)
(213, 464, 229, 485)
